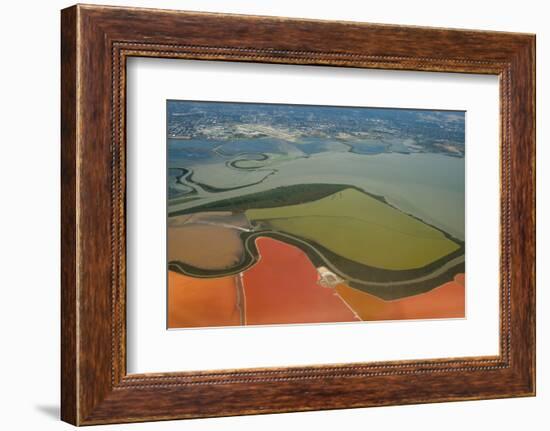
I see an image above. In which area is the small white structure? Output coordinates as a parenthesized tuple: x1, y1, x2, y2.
(316, 266, 344, 288)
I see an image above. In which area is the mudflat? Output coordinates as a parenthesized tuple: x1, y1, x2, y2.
(168, 224, 244, 270)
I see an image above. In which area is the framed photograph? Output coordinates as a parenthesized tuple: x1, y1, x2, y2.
(61, 4, 536, 425)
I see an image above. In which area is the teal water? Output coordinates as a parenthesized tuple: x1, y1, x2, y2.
(169, 140, 465, 240)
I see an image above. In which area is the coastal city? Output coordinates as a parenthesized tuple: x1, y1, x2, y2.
(168, 101, 465, 157)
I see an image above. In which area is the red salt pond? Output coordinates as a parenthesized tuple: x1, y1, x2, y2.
(242, 237, 359, 325)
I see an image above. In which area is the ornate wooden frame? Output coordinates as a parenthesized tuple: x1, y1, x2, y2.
(61, 4, 536, 425)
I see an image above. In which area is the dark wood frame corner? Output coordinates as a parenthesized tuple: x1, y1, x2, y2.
(61, 4, 536, 426)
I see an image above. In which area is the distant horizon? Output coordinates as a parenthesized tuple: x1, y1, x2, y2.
(167, 98, 467, 113)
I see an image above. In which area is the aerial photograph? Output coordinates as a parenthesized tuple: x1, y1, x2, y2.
(166, 100, 466, 329)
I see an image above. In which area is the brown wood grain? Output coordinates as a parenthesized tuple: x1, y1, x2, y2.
(60, 5, 78, 425)
(61, 4, 536, 425)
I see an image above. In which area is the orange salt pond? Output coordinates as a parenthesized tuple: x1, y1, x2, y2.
(167, 271, 242, 328)
(336, 273, 465, 321)
(242, 237, 359, 325)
